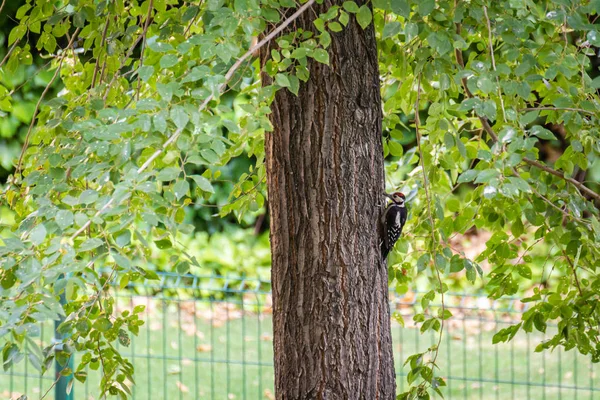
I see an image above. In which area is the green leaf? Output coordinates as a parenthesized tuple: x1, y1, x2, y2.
(29, 224, 47, 246)
(173, 180, 190, 200)
(314, 17, 325, 32)
(530, 125, 556, 140)
(388, 140, 403, 156)
(329, 22, 343, 32)
(154, 239, 172, 249)
(115, 230, 131, 248)
(474, 169, 499, 183)
(261, 7, 280, 22)
(512, 218, 524, 237)
(356, 5, 373, 29)
(80, 190, 99, 205)
(516, 264, 532, 279)
(382, 22, 401, 39)
(176, 261, 190, 274)
(339, 11, 349, 26)
(446, 198, 460, 212)
(418, 0, 435, 15)
(390, 0, 410, 17)
(93, 317, 112, 332)
(153, 113, 167, 133)
(587, 30, 600, 46)
(157, 167, 181, 181)
(288, 75, 300, 96)
(200, 149, 220, 164)
(9, 25, 26, 46)
(417, 254, 430, 272)
(55, 210, 74, 230)
(79, 238, 103, 252)
(138, 66, 154, 82)
(499, 127, 517, 143)
(457, 169, 479, 183)
(343, 1, 360, 13)
(312, 48, 330, 65)
(170, 106, 189, 130)
(147, 37, 174, 52)
(275, 73, 291, 88)
(427, 32, 452, 55)
(190, 175, 214, 193)
(477, 76, 495, 94)
(112, 252, 131, 269)
(405, 22, 418, 40)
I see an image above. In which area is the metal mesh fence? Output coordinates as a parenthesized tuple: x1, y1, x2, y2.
(2, 273, 598, 399)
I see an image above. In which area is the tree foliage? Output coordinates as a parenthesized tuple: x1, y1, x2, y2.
(1, 0, 600, 398)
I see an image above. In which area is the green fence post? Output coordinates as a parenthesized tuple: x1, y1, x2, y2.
(55, 286, 74, 400)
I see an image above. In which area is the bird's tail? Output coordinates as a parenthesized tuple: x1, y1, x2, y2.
(380, 241, 389, 260)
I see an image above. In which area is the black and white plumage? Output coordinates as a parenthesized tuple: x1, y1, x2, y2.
(381, 192, 407, 259)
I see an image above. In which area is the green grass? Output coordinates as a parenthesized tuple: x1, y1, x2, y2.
(2, 296, 598, 399)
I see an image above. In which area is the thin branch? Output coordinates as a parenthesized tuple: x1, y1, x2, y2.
(15, 28, 81, 177)
(200, 0, 316, 114)
(70, 0, 316, 242)
(0, 0, 6, 15)
(183, 3, 201, 37)
(135, 0, 154, 101)
(39, 354, 73, 400)
(8, 59, 54, 97)
(518, 106, 596, 116)
(562, 249, 583, 296)
(91, 18, 111, 90)
(522, 157, 600, 202)
(483, 5, 506, 122)
(102, 31, 145, 102)
(415, 74, 446, 370)
(0, 39, 21, 69)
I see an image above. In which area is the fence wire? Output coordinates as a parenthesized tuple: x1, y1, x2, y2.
(1, 273, 597, 399)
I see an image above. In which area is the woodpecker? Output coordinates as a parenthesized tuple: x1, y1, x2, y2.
(381, 192, 407, 259)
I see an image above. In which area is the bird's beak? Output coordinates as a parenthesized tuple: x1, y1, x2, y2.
(383, 192, 393, 200)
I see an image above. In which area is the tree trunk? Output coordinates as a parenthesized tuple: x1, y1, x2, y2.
(261, 1, 396, 398)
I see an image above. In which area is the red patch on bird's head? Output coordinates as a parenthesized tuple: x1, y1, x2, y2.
(394, 192, 405, 199)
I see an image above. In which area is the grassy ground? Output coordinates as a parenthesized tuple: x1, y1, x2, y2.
(2, 296, 598, 400)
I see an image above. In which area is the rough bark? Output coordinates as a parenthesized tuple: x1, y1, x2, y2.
(261, 1, 396, 399)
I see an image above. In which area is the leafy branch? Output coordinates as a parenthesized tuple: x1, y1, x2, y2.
(14, 28, 81, 178)
(71, 0, 316, 242)
(454, 5, 600, 203)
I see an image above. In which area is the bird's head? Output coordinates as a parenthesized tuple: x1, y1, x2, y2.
(384, 192, 405, 206)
